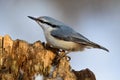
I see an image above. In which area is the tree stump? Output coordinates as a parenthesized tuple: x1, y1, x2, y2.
(0, 35, 96, 80)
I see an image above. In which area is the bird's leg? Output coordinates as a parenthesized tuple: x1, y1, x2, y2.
(61, 50, 71, 61)
(59, 50, 70, 57)
(57, 50, 71, 62)
(53, 50, 71, 65)
(42, 43, 71, 64)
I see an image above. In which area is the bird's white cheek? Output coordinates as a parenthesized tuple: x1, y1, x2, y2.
(37, 22, 52, 31)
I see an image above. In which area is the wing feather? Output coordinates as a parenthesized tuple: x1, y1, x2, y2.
(51, 25, 91, 44)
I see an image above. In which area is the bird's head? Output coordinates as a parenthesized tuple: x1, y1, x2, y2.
(28, 16, 63, 31)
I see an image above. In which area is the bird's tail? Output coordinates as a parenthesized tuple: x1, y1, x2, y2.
(88, 42, 109, 52)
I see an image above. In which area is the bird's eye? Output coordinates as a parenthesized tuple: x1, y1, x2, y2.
(38, 19, 44, 23)
(39, 20, 59, 28)
(51, 25, 59, 28)
(46, 23, 58, 28)
(37, 19, 59, 28)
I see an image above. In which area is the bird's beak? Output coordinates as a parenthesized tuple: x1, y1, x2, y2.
(28, 16, 38, 21)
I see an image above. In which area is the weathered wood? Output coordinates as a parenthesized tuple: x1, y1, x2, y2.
(0, 35, 96, 80)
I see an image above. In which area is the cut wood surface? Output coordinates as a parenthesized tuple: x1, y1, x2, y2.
(0, 35, 96, 80)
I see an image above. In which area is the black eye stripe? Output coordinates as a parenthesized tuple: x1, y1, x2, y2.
(38, 19, 59, 28)
(38, 19, 44, 23)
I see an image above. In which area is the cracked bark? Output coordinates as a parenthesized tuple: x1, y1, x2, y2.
(0, 35, 96, 80)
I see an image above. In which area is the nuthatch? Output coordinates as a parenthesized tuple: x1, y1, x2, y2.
(28, 16, 109, 52)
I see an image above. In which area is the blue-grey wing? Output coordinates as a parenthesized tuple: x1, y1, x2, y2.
(51, 25, 91, 44)
(51, 25, 109, 52)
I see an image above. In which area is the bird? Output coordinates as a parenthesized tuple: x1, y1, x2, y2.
(28, 16, 109, 52)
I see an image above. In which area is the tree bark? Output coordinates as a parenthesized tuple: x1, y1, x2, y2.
(0, 35, 96, 80)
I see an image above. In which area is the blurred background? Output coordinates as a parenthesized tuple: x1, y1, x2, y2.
(0, 0, 120, 80)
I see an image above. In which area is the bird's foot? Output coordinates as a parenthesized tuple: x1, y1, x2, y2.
(52, 50, 71, 65)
